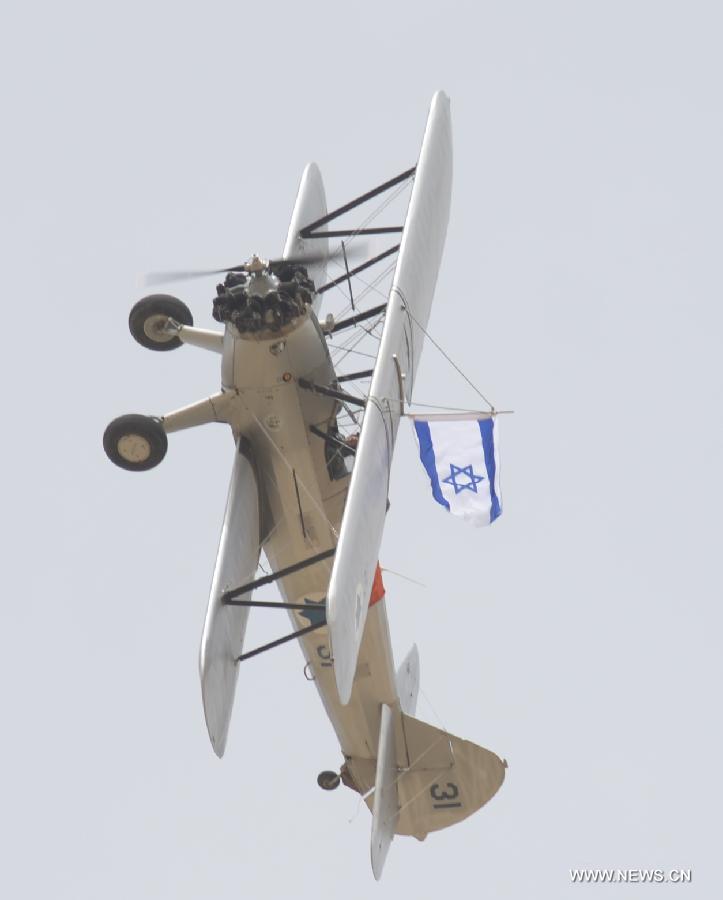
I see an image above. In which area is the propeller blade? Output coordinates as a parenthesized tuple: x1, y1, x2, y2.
(144, 265, 248, 287)
(145, 243, 367, 286)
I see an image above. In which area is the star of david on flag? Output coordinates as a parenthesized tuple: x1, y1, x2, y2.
(412, 414, 502, 526)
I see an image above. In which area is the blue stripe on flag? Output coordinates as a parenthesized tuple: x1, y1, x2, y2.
(479, 418, 501, 522)
(413, 420, 450, 511)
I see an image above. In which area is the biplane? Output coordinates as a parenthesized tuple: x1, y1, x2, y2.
(103, 91, 506, 878)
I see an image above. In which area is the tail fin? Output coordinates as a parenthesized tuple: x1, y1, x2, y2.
(396, 645, 420, 716)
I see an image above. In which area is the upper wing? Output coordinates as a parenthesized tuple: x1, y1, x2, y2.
(326, 91, 453, 704)
(283, 162, 328, 311)
(199, 443, 261, 757)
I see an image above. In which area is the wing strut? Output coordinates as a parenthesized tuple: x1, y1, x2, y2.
(300, 167, 415, 238)
(336, 369, 375, 382)
(326, 301, 388, 334)
(236, 621, 326, 663)
(317, 246, 399, 295)
(221, 547, 335, 603)
(225, 598, 327, 664)
(297, 378, 367, 407)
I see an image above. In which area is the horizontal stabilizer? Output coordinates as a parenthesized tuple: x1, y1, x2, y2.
(199, 445, 261, 757)
(371, 704, 399, 880)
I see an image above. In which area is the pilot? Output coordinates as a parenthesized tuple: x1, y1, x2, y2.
(343, 432, 359, 453)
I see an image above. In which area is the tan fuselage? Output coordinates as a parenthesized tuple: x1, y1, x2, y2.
(219, 311, 397, 762)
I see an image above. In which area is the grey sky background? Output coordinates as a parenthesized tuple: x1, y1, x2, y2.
(2, 1, 721, 897)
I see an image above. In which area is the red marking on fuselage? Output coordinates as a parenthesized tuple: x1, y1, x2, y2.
(369, 564, 385, 606)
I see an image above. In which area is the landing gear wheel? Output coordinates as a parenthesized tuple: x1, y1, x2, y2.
(317, 770, 341, 791)
(129, 294, 193, 351)
(103, 414, 168, 471)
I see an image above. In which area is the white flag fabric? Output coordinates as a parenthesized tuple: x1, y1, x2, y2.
(412, 415, 501, 526)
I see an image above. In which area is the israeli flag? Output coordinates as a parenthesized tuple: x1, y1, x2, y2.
(412, 415, 501, 526)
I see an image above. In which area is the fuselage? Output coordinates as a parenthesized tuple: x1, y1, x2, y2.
(216, 290, 397, 763)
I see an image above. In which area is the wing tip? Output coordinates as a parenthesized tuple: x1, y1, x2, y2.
(199, 655, 237, 758)
(201, 693, 230, 758)
(327, 583, 368, 707)
(370, 842, 387, 881)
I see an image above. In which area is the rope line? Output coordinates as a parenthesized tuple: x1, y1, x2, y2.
(398, 297, 496, 412)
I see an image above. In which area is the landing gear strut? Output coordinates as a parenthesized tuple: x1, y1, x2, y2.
(129, 294, 193, 350)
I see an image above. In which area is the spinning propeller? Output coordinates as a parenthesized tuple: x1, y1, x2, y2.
(145, 245, 365, 287)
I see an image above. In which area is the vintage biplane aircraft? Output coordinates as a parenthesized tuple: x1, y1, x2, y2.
(104, 91, 506, 878)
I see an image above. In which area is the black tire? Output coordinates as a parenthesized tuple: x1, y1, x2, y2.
(317, 770, 341, 791)
(103, 414, 168, 471)
(129, 294, 193, 351)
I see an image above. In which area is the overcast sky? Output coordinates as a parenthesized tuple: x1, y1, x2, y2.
(2, 1, 721, 897)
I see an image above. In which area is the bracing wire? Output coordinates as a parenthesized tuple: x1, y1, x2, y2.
(398, 295, 496, 412)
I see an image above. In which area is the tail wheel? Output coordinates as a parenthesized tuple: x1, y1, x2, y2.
(103, 414, 168, 471)
(317, 770, 341, 791)
(129, 294, 193, 351)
